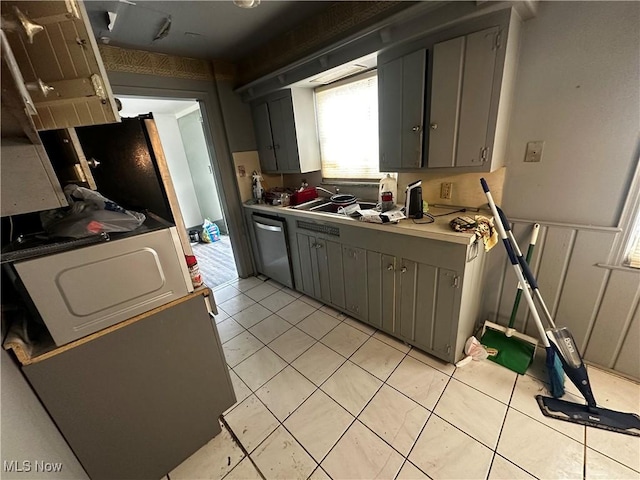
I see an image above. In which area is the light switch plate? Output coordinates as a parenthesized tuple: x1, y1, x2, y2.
(525, 141, 544, 162)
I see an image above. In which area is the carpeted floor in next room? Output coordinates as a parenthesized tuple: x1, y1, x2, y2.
(191, 235, 238, 288)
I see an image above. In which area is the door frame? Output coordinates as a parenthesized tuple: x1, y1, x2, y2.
(105, 73, 253, 278)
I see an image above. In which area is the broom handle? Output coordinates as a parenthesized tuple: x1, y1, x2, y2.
(481, 179, 551, 348)
(497, 208, 557, 329)
(507, 223, 540, 329)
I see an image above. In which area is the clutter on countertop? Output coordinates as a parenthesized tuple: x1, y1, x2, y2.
(40, 184, 145, 239)
(357, 208, 406, 224)
(449, 214, 498, 251)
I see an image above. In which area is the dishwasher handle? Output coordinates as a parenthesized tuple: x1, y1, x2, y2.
(254, 221, 282, 233)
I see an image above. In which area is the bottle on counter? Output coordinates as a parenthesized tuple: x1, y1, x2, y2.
(185, 255, 203, 288)
(379, 174, 398, 212)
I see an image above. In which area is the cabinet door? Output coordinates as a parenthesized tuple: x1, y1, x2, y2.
(252, 102, 278, 172)
(366, 252, 396, 331)
(378, 58, 403, 172)
(400, 49, 427, 169)
(296, 233, 316, 297)
(326, 240, 345, 309)
(395, 259, 458, 362)
(313, 238, 332, 303)
(427, 26, 499, 169)
(456, 27, 499, 167)
(396, 259, 417, 340)
(343, 246, 368, 319)
(269, 96, 299, 173)
(379, 50, 426, 170)
(428, 37, 465, 168)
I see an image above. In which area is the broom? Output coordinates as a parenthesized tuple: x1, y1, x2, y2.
(481, 179, 565, 397)
(480, 223, 540, 374)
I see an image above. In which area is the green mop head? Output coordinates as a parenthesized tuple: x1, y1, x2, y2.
(546, 347, 565, 398)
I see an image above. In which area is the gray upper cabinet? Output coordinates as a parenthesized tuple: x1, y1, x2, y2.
(251, 88, 321, 174)
(379, 49, 427, 171)
(428, 27, 499, 168)
(378, 10, 521, 172)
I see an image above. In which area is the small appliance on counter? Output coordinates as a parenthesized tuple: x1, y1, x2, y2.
(405, 180, 424, 218)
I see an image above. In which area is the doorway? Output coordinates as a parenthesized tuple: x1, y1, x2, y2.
(119, 96, 238, 288)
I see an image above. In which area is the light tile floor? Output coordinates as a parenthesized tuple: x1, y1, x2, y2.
(173, 277, 640, 480)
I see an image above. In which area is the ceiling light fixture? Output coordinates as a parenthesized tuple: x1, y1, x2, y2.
(233, 0, 261, 9)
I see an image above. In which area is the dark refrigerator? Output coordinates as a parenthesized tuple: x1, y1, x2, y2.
(73, 115, 175, 223)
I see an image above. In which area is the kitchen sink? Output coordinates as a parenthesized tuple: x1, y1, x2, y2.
(290, 198, 378, 217)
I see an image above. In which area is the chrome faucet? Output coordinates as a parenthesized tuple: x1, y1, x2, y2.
(316, 186, 340, 196)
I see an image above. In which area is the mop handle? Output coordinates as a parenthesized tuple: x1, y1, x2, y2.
(481, 179, 551, 348)
(497, 208, 557, 329)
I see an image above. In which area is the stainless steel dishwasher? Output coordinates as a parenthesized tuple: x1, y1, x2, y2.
(252, 214, 293, 288)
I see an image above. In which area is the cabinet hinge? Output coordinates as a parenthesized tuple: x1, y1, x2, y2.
(494, 31, 502, 50)
(453, 276, 460, 288)
(480, 147, 488, 163)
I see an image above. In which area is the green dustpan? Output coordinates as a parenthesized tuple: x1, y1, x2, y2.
(481, 326, 536, 374)
(480, 223, 541, 374)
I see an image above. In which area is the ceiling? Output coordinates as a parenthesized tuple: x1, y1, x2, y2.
(85, 1, 333, 61)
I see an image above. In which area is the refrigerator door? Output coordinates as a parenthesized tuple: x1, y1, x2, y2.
(75, 116, 174, 222)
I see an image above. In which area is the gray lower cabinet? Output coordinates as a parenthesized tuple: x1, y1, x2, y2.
(245, 206, 485, 364)
(22, 294, 235, 480)
(343, 246, 368, 319)
(296, 232, 345, 307)
(367, 254, 459, 360)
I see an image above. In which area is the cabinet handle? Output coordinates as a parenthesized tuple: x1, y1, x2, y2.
(387, 264, 394, 271)
(430, 123, 438, 130)
(274, 144, 280, 150)
(401, 266, 407, 273)
(315, 243, 323, 249)
(411, 125, 422, 133)
(267, 145, 273, 150)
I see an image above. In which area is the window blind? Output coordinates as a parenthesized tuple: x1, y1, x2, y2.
(626, 216, 640, 268)
(315, 72, 382, 180)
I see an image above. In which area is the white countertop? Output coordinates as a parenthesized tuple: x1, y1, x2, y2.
(244, 202, 481, 246)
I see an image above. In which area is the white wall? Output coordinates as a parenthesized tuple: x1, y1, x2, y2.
(503, 1, 639, 227)
(1, 351, 88, 479)
(153, 114, 204, 229)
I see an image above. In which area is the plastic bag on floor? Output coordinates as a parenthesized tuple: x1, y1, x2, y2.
(201, 219, 220, 243)
(40, 185, 146, 238)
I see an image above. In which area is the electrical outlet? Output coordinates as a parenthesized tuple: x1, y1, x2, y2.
(440, 182, 453, 200)
(525, 141, 544, 162)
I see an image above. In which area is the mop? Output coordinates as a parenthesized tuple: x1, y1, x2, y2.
(481, 179, 565, 397)
(482, 179, 640, 437)
(480, 223, 540, 374)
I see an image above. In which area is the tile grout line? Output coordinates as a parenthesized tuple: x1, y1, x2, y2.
(485, 372, 519, 480)
(219, 415, 267, 480)
(310, 347, 414, 477)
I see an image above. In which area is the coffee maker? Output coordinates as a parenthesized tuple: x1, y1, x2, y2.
(405, 180, 423, 219)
